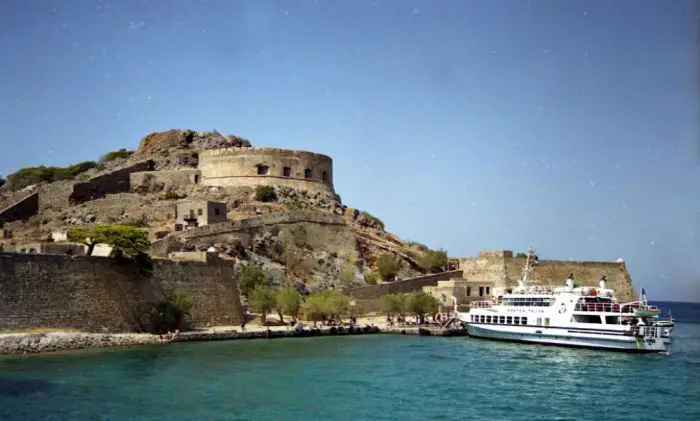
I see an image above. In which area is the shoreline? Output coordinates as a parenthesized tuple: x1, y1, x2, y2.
(0, 324, 466, 356)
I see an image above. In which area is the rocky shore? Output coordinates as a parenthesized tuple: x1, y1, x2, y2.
(0, 332, 158, 355)
(0, 325, 383, 356)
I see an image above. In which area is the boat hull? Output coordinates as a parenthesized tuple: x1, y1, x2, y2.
(466, 323, 669, 353)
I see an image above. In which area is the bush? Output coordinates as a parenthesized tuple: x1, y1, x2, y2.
(417, 249, 448, 273)
(100, 148, 133, 163)
(515, 252, 527, 258)
(5, 161, 99, 190)
(148, 290, 194, 334)
(164, 186, 185, 200)
(364, 271, 379, 285)
(254, 185, 277, 202)
(238, 264, 268, 297)
(376, 253, 401, 281)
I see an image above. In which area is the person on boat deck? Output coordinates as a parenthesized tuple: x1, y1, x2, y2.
(636, 318, 645, 326)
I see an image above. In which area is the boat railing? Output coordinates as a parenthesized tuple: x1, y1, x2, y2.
(471, 301, 494, 309)
(574, 302, 661, 314)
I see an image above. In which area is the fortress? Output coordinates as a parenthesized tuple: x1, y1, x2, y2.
(198, 148, 335, 196)
(0, 129, 638, 334)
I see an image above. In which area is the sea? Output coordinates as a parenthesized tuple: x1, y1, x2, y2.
(0, 301, 698, 421)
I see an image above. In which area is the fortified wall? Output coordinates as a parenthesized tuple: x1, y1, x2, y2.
(198, 148, 336, 196)
(458, 250, 637, 302)
(151, 210, 347, 256)
(0, 253, 244, 333)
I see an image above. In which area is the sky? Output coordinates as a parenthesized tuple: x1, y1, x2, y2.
(0, 0, 698, 301)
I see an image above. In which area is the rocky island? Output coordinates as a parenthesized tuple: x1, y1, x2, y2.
(0, 129, 638, 354)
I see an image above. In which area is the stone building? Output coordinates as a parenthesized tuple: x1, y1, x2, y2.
(174, 200, 227, 230)
(423, 278, 495, 311)
(197, 147, 336, 196)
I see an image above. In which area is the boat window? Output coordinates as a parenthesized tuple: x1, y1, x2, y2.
(536, 317, 542, 326)
(573, 314, 603, 324)
(506, 316, 513, 324)
(605, 316, 620, 325)
(486, 316, 491, 323)
(514, 317, 520, 325)
(522, 317, 527, 325)
(499, 316, 505, 324)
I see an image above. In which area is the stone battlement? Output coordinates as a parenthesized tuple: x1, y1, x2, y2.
(198, 147, 335, 196)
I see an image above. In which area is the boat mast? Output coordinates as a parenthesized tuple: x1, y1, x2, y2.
(521, 247, 533, 284)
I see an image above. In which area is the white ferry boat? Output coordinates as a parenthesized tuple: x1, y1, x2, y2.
(457, 249, 672, 353)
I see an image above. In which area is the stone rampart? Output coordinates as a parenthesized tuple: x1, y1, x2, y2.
(70, 160, 155, 204)
(0, 253, 243, 333)
(347, 270, 464, 300)
(458, 251, 637, 302)
(199, 147, 335, 195)
(130, 169, 200, 192)
(151, 210, 346, 256)
(0, 192, 38, 223)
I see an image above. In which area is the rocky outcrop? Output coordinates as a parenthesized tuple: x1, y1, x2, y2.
(133, 129, 251, 158)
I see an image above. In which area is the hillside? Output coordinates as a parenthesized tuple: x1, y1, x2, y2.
(0, 129, 443, 291)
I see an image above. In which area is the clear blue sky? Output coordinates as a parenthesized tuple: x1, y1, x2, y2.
(1, 0, 698, 301)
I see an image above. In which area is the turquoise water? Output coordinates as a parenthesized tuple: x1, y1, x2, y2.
(1, 305, 699, 421)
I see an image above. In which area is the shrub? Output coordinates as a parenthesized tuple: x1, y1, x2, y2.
(100, 148, 133, 163)
(238, 264, 268, 297)
(254, 185, 277, 202)
(364, 271, 379, 285)
(148, 290, 194, 334)
(515, 252, 527, 258)
(5, 161, 99, 190)
(417, 249, 448, 273)
(164, 186, 185, 200)
(376, 253, 401, 281)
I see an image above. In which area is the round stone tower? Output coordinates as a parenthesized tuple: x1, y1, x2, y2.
(198, 147, 336, 196)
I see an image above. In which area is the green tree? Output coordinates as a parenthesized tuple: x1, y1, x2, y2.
(406, 291, 440, 324)
(417, 249, 448, 273)
(301, 289, 351, 325)
(0, 175, 5, 188)
(67, 225, 149, 257)
(248, 284, 277, 325)
(276, 286, 303, 323)
(149, 290, 194, 334)
(301, 292, 326, 326)
(379, 293, 406, 319)
(376, 253, 401, 281)
(238, 264, 268, 297)
(515, 252, 528, 258)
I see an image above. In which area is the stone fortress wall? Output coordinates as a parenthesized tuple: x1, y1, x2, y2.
(458, 250, 637, 302)
(0, 252, 244, 333)
(198, 148, 336, 196)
